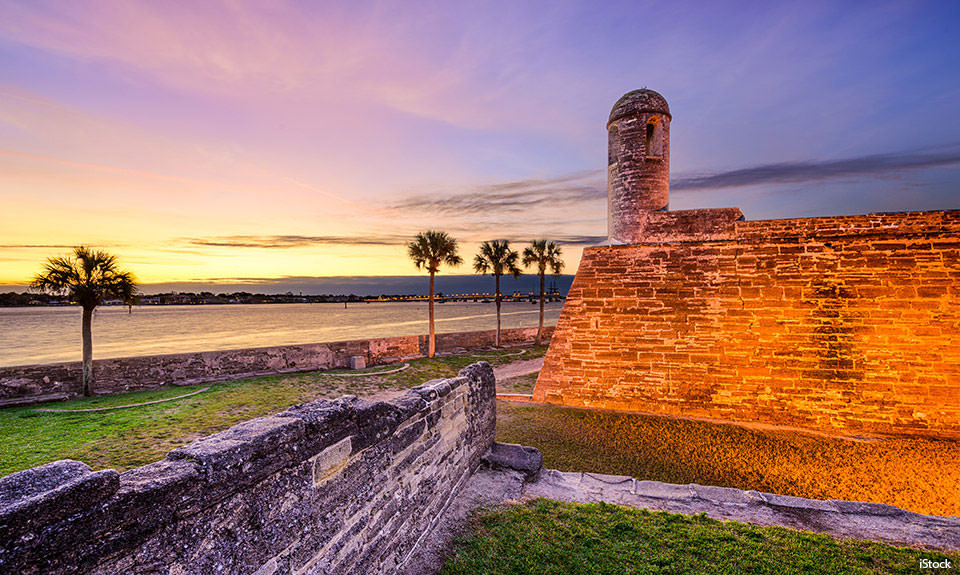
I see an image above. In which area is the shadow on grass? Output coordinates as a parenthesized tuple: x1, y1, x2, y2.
(496, 401, 960, 517)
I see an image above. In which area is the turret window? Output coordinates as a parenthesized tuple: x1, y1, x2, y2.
(645, 119, 663, 158)
(608, 126, 619, 165)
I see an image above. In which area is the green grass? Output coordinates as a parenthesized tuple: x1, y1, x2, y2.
(495, 402, 960, 517)
(4, 349, 957, 519)
(440, 498, 958, 575)
(496, 372, 539, 394)
(0, 345, 547, 476)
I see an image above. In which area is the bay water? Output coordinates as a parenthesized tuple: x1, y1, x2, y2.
(0, 301, 563, 367)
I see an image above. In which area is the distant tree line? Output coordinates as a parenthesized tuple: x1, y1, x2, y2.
(0, 292, 430, 307)
(0, 292, 70, 306)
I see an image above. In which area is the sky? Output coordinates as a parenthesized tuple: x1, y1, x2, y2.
(1, 0, 959, 292)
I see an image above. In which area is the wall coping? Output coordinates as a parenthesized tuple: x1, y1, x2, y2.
(591, 208, 960, 247)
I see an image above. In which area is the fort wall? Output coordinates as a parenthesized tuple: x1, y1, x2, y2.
(0, 326, 553, 404)
(534, 209, 960, 438)
(0, 362, 497, 574)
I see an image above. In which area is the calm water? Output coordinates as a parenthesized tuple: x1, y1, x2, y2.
(0, 301, 563, 367)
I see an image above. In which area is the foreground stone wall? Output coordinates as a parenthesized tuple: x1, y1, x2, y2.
(0, 362, 497, 575)
(535, 209, 960, 438)
(0, 325, 553, 402)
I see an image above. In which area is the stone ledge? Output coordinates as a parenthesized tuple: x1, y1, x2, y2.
(523, 469, 960, 551)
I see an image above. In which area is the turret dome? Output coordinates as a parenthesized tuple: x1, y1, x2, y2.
(608, 89, 671, 126)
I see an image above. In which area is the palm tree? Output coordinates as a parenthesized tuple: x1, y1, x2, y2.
(31, 247, 137, 396)
(473, 240, 521, 348)
(522, 240, 564, 345)
(408, 231, 463, 358)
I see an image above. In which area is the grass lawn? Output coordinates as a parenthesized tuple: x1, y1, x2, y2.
(495, 372, 538, 394)
(3, 349, 958, 519)
(440, 498, 958, 575)
(0, 345, 547, 476)
(495, 402, 960, 517)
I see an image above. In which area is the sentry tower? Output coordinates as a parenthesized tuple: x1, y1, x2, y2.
(607, 88, 671, 243)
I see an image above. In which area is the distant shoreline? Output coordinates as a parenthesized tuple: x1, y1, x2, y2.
(0, 295, 566, 308)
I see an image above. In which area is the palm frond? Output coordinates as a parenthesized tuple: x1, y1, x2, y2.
(522, 239, 564, 275)
(408, 231, 461, 274)
(474, 239, 521, 278)
(32, 246, 137, 307)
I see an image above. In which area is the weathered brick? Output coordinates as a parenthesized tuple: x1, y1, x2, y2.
(535, 211, 960, 439)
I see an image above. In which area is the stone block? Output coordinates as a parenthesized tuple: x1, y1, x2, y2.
(0, 461, 119, 542)
(312, 437, 353, 486)
(115, 459, 202, 518)
(55, 460, 204, 566)
(760, 492, 839, 513)
(0, 459, 90, 505)
(391, 392, 428, 420)
(167, 415, 306, 496)
(409, 384, 439, 402)
(829, 499, 906, 517)
(581, 472, 635, 489)
(352, 399, 404, 452)
(692, 483, 761, 505)
(482, 443, 542, 479)
(277, 397, 358, 455)
(633, 480, 692, 500)
(390, 418, 426, 455)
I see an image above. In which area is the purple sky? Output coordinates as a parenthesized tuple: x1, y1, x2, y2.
(1, 0, 959, 289)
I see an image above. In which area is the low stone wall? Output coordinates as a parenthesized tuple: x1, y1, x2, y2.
(0, 362, 497, 575)
(0, 325, 553, 403)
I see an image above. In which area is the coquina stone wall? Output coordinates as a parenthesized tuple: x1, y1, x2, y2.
(0, 326, 553, 403)
(0, 362, 497, 574)
(535, 209, 960, 438)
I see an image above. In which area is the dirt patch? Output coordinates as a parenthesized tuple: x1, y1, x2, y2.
(492, 358, 542, 380)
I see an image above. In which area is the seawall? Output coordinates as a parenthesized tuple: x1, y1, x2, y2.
(0, 326, 554, 404)
(535, 209, 960, 438)
(0, 362, 497, 574)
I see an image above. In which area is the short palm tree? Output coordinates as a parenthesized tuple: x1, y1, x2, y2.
(522, 240, 564, 345)
(473, 240, 521, 348)
(31, 247, 137, 396)
(408, 231, 463, 358)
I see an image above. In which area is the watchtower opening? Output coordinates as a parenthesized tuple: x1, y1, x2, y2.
(645, 119, 663, 158)
(608, 126, 619, 165)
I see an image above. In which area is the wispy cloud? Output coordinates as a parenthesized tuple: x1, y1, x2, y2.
(180, 230, 606, 252)
(672, 147, 960, 191)
(509, 234, 606, 245)
(182, 234, 411, 249)
(0, 244, 76, 249)
(390, 146, 960, 218)
(390, 170, 604, 215)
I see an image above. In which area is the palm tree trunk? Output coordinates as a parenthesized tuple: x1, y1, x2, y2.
(537, 271, 545, 345)
(495, 273, 501, 348)
(428, 271, 436, 358)
(81, 305, 94, 396)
